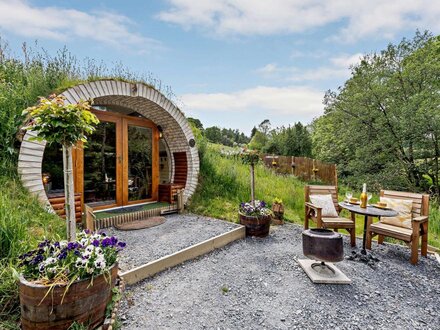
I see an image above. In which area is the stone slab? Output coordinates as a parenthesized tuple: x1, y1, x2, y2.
(297, 259, 351, 284)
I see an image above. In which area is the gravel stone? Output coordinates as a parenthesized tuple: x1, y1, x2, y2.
(118, 215, 440, 329)
(105, 214, 240, 272)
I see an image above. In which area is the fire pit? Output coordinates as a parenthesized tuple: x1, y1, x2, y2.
(298, 228, 351, 284)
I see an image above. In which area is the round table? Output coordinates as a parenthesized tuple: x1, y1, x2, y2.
(338, 202, 398, 254)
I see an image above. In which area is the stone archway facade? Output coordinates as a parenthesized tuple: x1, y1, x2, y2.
(18, 79, 199, 209)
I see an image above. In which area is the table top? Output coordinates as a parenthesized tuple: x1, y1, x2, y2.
(338, 202, 398, 217)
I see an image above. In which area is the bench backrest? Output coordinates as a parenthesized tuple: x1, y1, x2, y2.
(380, 190, 430, 218)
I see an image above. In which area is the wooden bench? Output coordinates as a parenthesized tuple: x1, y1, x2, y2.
(366, 190, 429, 264)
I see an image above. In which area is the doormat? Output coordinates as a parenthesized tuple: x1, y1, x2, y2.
(114, 217, 166, 231)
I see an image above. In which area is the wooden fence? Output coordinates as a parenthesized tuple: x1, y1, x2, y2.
(263, 155, 337, 186)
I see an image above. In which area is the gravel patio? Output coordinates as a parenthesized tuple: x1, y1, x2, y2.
(112, 214, 440, 330)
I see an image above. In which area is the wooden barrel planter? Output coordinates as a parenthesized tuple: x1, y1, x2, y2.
(19, 263, 118, 330)
(239, 213, 271, 237)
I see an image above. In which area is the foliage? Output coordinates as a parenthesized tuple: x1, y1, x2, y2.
(273, 197, 283, 204)
(23, 95, 98, 147)
(239, 200, 272, 216)
(312, 31, 440, 198)
(18, 231, 125, 283)
(249, 122, 312, 157)
(204, 125, 249, 147)
(240, 149, 260, 165)
(0, 171, 65, 326)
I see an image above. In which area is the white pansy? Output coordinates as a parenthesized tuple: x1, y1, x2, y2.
(44, 257, 57, 266)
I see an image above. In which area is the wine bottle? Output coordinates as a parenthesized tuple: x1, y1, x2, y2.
(360, 183, 367, 208)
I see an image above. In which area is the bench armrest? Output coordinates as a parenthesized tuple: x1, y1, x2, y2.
(412, 215, 428, 223)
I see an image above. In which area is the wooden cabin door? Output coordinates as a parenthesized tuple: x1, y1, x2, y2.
(79, 110, 159, 210)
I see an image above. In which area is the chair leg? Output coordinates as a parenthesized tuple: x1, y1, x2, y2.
(349, 228, 356, 247)
(304, 215, 309, 229)
(378, 235, 384, 244)
(421, 222, 428, 257)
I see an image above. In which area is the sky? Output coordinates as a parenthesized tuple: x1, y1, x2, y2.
(0, 0, 439, 135)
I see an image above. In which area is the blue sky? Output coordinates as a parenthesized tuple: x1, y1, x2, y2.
(1, 0, 439, 135)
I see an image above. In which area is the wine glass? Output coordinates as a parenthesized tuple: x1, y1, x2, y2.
(345, 191, 352, 203)
(367, 193, 372, 205)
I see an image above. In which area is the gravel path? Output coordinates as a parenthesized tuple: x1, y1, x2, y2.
(119, 215, 440, 330)
(105, 214, 240, 272)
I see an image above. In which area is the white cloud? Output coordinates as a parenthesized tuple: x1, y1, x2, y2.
(256, 52, 363, 82)
(158, 0, 440, 42)
(181, 85, 324, 121)
(0, 0, 160, 52)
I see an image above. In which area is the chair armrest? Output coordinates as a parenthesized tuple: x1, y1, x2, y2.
(412, 215, 428, 223)
(305, 202, 322, 211)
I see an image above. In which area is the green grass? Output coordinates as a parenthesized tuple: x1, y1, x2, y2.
(188, 143, 440, 250)
(0, 169, 65, 328)
(188, 144, 305, 223)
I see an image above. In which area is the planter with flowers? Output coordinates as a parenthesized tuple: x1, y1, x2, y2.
(239, 149, 272, 237)
(17, 230, 125, 330)
(239, 200, 272, 237)
(271, 197, 285, 225)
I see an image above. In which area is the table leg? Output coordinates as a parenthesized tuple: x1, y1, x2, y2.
(362, 214, 368, 254)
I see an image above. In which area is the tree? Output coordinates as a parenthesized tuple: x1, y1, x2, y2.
(23, 95, 99, 241)
(187, 117, 204, 131)
(313, 31, 440, 195)
(258, 119, 271, 135)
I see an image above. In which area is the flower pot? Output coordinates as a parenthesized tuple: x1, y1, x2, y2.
(271, 203, 284, 224)
(19, 263, 118, 330)
(239, 213, 271, 237)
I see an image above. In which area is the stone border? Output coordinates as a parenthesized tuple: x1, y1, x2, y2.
(120, 226, 246, 285)
(18, 79, 199, 211)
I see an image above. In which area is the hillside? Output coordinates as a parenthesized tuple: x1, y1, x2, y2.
(188, 143, 310, 223)
(188, 143, 440, 249)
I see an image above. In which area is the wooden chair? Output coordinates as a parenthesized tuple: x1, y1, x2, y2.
(304, 185, 356, 247)
(366, 190, 429, 264)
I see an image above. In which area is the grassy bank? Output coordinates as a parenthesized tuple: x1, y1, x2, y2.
(188, 144, 305, 223)
(0, 165, 65, 328)
(188, 144, 440, 249)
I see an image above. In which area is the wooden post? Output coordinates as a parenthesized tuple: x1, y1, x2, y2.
(250, 163, 255, 206)
(63, 145, 76, 241)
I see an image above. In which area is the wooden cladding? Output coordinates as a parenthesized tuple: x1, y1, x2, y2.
(173, 152, 188, 186)
(158, 152, 187, 203)
(48, 193, 82, 222)
(263, 155, 337, 185)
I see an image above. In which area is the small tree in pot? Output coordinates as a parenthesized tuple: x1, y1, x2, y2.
(23, 95, 99, 241)
(238, 149, 272, 237)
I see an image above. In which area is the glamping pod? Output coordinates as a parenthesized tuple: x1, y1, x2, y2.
(18, 80, 199, 218)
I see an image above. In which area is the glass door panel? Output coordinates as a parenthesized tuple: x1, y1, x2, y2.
(84, 121, 117, 207)
(127, 125, 153, 202)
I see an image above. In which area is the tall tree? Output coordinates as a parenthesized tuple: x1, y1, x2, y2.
(313, 31, 440, 195)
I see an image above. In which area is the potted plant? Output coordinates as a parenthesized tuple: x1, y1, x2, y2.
(238, 149, 272, 237)
(23, 95, 99, 241)
(17, 230, 125, 330)
(271, 197, 284, 225)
